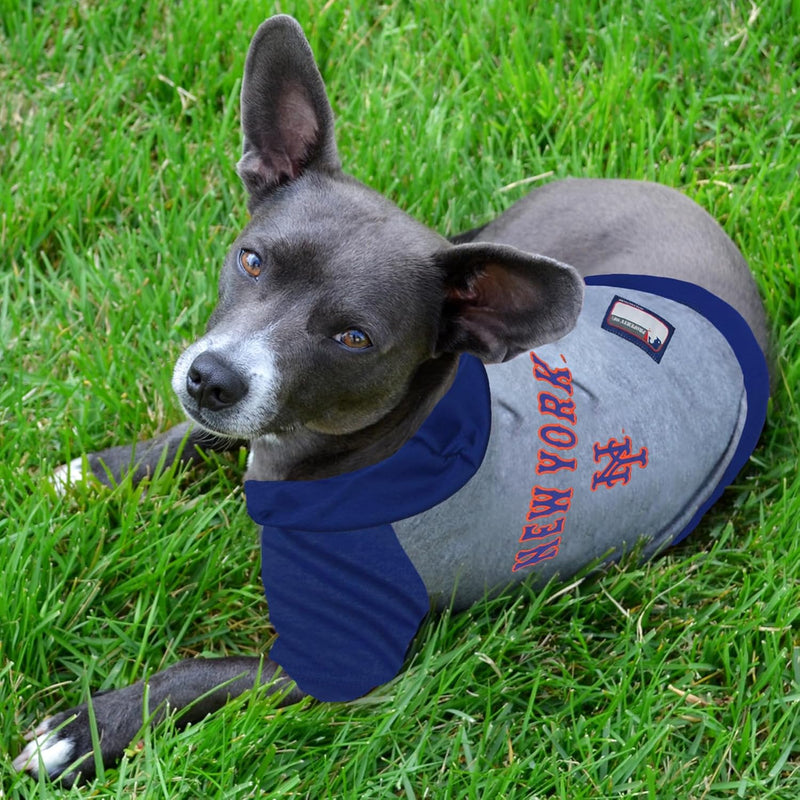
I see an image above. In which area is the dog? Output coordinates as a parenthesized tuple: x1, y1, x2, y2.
(14, 14, 769, 785)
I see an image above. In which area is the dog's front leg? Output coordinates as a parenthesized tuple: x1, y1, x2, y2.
(52, 421, 246, 493)
(13, 655, 303, 785)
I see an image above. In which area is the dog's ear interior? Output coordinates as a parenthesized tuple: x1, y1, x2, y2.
(435, 243, 585, 363)
(237, 15, 340, 206)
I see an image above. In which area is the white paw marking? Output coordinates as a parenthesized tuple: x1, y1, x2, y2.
(12, 721, 74, 778)
(50, 457, 86, 497)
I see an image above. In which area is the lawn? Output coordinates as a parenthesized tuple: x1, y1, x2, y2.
(1, 0, 799, 797)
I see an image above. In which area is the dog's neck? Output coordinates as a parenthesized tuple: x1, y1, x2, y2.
(245, 354, 461, 482)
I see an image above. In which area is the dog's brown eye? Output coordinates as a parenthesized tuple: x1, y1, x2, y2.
(334, 329, 373, 350)
(238, 248, 262, 277)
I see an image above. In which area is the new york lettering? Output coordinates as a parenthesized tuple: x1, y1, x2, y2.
(513, 352, 578, 573)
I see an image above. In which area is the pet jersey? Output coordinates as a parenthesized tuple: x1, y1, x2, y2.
(245, 275, 768, 702)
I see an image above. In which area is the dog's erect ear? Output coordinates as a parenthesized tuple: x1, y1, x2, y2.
(237, 15, 340, 205)
(435, 243, 584, 363)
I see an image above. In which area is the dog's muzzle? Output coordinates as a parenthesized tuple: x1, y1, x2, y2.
(185, 351, 249, 411)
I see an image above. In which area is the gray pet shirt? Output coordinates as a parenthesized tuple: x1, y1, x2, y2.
(245, 274, 768, 701)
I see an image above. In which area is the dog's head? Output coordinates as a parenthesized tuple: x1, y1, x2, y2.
(172, 15, 583, 451)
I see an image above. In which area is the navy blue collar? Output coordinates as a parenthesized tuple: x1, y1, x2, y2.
(245, 354, 491, 529)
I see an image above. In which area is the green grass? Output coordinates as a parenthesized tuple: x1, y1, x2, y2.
(1, 0, 799, 797)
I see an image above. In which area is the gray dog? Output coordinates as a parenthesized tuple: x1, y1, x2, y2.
(15, 15, 768, 785)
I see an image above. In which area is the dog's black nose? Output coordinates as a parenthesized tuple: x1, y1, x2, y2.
(186, 351, 249, 410)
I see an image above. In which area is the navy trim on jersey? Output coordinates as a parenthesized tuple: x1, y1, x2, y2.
(246, 354, 491, 700)
(246, 354, 491, 530)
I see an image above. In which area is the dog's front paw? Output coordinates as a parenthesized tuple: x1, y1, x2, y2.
(12, 708, 92, 786)
(50, 457, 96, 496)
(14, 684, 146, 786)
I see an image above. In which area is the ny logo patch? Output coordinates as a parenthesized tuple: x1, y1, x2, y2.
(591, 436, 648, 490)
